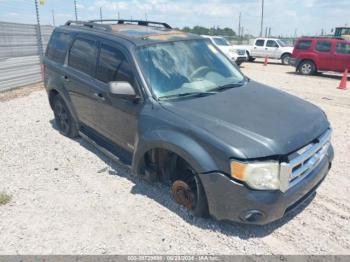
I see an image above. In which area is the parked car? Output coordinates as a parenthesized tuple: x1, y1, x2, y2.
(290, 36, 350, 75)
(233, 38, 294, 65)
(44, 19, 333, 225)
(201, 35, 248, 65)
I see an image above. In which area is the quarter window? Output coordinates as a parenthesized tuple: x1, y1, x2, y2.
(296, 40, 312, 50)
(336, 43, 350, 54)
(96, 44, 134, 84)
(315, 41, 332, 52)
(68, 38, 97, 76)
(46, 32, 72, 63)
(255, 39, 265, 46)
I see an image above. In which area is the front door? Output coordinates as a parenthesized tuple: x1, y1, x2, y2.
(64, 36, 98, 129)
(93, 41, 141, 152)
(265, 40, 280, 59)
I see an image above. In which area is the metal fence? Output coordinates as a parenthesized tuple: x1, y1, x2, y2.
(0, 21, 54, 92)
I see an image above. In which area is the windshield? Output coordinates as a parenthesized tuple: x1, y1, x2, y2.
(277, 40, 288, 47)
(136, 40, 245, 99)
(213, 37, 230, 46)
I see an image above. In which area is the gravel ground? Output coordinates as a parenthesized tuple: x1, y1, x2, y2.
(0, 61, 349, 254)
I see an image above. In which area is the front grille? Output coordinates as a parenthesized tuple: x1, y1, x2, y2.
(279, 129, 332, 192)
(236, 49, 246, 56)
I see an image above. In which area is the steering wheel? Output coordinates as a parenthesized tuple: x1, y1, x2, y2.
(189, 66, 210, 80)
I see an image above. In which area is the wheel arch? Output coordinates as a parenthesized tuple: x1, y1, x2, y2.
(297, 58, 317, 71)
(47, 86, 80, 126)
(132, 130, 218, 176)
(280, 52, 292, 59)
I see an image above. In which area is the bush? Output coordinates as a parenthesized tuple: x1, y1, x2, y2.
(0, 192, 11, 206)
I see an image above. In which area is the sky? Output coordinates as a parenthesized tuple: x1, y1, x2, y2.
(0, 0, 349, 37)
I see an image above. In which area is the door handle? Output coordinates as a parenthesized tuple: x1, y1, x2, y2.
(94, 92, 106, 101)
(265, 48, 268, 50)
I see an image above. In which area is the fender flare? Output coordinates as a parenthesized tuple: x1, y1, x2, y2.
(47, 80, 80, 126)
(280, 52, 292, 59)
(132, 129, 218, 175)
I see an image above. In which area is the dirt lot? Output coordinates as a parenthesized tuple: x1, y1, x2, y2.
(0, 60, 349, 254)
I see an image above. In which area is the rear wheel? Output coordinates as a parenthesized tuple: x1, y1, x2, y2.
(281, 53, 291, 65)
(53, 95, 78, 138)
(298, 60, 316, 75)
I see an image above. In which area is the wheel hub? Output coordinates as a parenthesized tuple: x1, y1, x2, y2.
(171, 180, 195, 210)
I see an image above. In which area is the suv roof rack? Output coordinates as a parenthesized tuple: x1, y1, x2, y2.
(88, 19, 172, 29)
(65, 20, 112, 31)
(301, 35, 345, 40)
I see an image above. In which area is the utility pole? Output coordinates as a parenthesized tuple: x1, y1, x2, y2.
(260, 0, 264, 37)
(34, 0, 44, 62)
(74, 0, 78, 21)
(145, 12, 148, 21)
(117, 12, 120, 20)
(100, 7, 103, 22)
(238, 12, 241, 38)
(52, 9, 55, 26)
(268, 27, 271, 37)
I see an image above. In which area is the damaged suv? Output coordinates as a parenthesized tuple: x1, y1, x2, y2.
(44, 20, 333, 225)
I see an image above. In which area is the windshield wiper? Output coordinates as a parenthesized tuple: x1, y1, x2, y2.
(158, 91, 217, 100)
(211, 81, 246, 92)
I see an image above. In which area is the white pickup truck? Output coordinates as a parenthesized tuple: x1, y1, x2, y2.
(233, 38, 294, 65)
(201, 35, 248, 65)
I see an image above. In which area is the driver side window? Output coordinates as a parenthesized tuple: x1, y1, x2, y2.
(96, 44, 134, 84)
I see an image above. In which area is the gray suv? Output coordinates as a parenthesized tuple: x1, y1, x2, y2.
(43, 20, 334, 225)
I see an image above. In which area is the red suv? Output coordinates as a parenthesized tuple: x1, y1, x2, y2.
(290, 37, 350, 75)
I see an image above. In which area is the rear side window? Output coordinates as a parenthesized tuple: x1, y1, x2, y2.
(255, 39, 265, 46)
(96, 44, 133, 84)
(296, 40, 312, 50)
(266, 40, 278, 47)
(68, 38, 97, 76)
(315, 41, 332, 52)
(46, 32, 72, 63)
(336, 43, 350, 54)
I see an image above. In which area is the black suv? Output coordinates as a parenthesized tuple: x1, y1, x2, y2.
(44, 20, 333, 225)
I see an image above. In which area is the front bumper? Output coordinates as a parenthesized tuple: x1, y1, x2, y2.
(199, 145, 334, 225)
(289, 57, 298, 67)
(235, 56, 248, 64)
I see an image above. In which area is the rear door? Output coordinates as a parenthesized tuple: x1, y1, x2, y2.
(314, 40, 333, 71)
(93, 41, 142, 152)
(265, 40, 280, 59)
(334, 42, 350, 72)
(64, 35, 99, 129)
(251, 39, 265, 57)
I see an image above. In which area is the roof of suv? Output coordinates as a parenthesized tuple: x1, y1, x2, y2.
(60, 20, 202, 46)
(297, 36, 349, 43)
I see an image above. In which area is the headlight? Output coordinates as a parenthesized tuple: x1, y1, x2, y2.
(230, 161, 280, 190)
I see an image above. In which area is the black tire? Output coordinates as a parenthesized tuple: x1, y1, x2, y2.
(170, 156, 209, 217)
(53, 95, 79, 138)
(298, 60, 316, 75)
(281, 53, 291, 65)
(236, 61, 242, 66)
(246, 52, 255, 62)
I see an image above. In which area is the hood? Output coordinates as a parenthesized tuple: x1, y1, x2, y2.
(217, 45, 236, 55)
(160, 81, 329, 159)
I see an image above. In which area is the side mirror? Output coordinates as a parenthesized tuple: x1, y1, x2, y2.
(108, 81, 139, 102)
